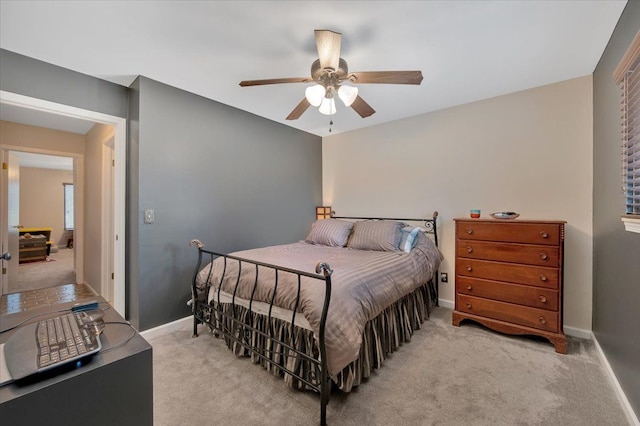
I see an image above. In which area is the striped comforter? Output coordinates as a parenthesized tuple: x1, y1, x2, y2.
(195, 232, 441, 376)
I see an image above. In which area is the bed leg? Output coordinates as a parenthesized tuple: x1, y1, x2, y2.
(192, 315, 199, 338)
(320, 377, 330, 426)
(321, 398, 327, 426)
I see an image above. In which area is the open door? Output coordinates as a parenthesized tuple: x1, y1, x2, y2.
(1, 91, 126, 316)
(1, 151, 20, 295)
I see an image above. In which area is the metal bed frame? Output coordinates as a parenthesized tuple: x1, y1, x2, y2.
(189, 211, 438, 425)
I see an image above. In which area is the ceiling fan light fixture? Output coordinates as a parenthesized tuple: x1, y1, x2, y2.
(338, 85, 358, 107)
(305, 84, 326, 107)
(318, 97, 336, 115)
(240, 30, 423, 121)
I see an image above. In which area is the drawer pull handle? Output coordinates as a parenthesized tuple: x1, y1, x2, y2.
(539, 253, 548, 260)
(540, 231, 549, 239)
(539, 316, 547, 325)
(466, 302, 472, 309)
(466, 229, 473, 235)
(466, 246, 473, 253)
(539, 274, 548, 282)
(466, 285, 472, 291)
(539, 295, 547, 303)
(466, 265, 472, 272)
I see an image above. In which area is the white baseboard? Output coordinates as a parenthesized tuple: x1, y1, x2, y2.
(437, 298, 454, 309)
(592, 334, 640, 426)
(563, 325, 592, 340)
(140, 316, 192, 340)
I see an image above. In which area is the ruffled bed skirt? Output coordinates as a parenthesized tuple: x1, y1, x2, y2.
(208, 282, 433, 393)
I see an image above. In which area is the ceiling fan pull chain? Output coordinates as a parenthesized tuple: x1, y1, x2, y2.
(329, 119, 333, 133)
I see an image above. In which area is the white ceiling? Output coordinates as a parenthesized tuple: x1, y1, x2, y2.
(0, 103, 96, 135)
(13, 151, 73, 171)
(0, 1, 627, 137)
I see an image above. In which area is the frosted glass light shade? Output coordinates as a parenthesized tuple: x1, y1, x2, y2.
(319, 97, 336, 115)
(305, 84, 325, 107)
(338, 85, 358, 106)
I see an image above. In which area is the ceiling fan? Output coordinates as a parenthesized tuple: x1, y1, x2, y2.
(239, 29, 423, 121)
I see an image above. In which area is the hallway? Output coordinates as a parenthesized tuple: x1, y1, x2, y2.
(12, 248, 75, 293)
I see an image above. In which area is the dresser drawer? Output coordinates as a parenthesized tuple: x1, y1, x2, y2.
(456, 277, 558, 310)
(457, 294, 559, 332)
(456, 221, 561, 245)
(456, 259, 558, 289)
(456, 240, 560, 266)
(19, 236, 48, 249)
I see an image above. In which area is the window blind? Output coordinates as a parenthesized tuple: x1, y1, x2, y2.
(614, 31, 640, 215)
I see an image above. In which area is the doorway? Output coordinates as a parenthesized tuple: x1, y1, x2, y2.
(0, 91, 126, 316)
(8, 151, 78, 293)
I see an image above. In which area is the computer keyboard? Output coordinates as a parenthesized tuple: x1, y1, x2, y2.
(36, 312, 102, 372)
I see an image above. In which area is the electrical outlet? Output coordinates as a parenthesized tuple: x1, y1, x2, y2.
(144, 209, 155, 224)
(440, 272, 448, 283)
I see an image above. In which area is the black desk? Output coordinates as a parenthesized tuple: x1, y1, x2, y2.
(0, 298, 153, 426)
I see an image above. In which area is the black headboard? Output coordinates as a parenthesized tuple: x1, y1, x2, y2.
(330, 211, 439, 247)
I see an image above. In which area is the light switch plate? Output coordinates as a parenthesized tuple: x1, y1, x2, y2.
(144, 209, 154, 224)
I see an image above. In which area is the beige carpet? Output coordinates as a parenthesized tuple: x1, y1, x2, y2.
(10, 248, 75, 293)
(148, 307, 630, 426)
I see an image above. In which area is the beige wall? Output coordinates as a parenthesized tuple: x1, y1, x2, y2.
(19, 167, 73, 246)
(0, 120, 85, 154)
(323, 75, 593, 332)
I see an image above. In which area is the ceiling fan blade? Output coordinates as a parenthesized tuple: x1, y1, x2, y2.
(315, 30, 341, 72)
(239, 77, 311, 87)
(286, 98, 311, 120)
(347, 71, 423, 85)
(351, 95, 376, 118)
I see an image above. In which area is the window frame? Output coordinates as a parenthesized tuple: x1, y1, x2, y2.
(63, 182, 74, 231)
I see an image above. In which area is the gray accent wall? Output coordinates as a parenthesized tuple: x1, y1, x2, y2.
(0, 49, 128, 118)
(593, 1, 640, 417)
(1, 50, 323, 331)
(129, 77, 322, 330)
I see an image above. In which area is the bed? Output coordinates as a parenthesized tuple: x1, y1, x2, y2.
(189, 212, 441, 425)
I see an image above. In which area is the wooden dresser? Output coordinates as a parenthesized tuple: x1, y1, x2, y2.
(19, 235, 48, 263)
(18, 228, 53, 262)
(452, 218, 566, 353)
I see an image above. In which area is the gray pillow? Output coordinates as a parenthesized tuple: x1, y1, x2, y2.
(347, 220, 403, 251)
(305, 219, 354, 247)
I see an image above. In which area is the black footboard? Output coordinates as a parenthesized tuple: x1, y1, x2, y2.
(189, 239, 333, 426)
(187, 212, 439, 425)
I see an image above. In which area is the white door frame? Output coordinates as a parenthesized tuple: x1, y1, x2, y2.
(102, 137, 115, 304)
(0, 91, 127, 316)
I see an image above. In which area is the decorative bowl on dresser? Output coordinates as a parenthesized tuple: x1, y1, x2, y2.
(452, 218, 567, 353)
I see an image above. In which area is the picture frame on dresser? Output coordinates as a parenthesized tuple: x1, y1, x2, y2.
(452, 218, 567, 353)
